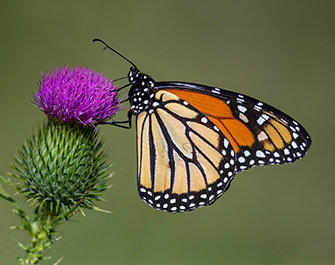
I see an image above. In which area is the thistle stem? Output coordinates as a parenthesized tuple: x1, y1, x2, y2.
(16, 211, 58, 265)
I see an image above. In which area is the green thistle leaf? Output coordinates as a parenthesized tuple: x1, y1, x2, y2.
(0, 179, 15, 202)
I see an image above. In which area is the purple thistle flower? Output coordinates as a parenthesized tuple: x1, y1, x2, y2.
(35, 66, 120, 126)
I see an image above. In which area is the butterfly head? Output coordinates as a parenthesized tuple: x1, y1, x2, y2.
(128, 67, 156, 114)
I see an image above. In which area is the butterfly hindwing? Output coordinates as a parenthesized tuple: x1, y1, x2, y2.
(136, 90, 236, 212)
(155, 82, 312, 172)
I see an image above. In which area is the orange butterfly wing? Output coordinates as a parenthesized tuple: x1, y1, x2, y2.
(135, 81, 311, 212)
(156, 82, 311, 172)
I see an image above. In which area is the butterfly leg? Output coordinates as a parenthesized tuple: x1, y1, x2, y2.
(99, 110, 132, 129)
(117, 83, 131, 92)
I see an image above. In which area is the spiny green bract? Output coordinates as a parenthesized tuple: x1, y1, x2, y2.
(11, 120, 111, 217)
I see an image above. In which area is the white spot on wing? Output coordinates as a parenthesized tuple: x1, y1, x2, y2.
(239, 113, 249, 123)
(261, 114, 269, 121)
(257, 131, 268, 141)
(238, 156, 246, 163)
(257, 116, 266, 125)
(201, 117, 208, 123)
(254, 105, 262, 111)
(256, 150, 266, 158)
(224, 138, 229, 148)
(292, 141, 298, 149)
(244, 150, 251, 157)
(238, 105, 247, 113)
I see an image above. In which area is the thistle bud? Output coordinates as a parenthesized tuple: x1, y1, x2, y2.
(12, 121, 111, 217)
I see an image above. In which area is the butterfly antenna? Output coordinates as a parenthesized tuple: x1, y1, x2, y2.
(93, 38, 139, 69)
(113, 76, 128, 82)
(117, 83, 131, 92)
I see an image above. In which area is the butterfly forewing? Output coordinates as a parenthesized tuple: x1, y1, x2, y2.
(155, 82, 312, 173)
(136, 90, 236, 212)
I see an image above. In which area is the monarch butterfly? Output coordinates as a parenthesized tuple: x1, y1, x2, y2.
(94, 39, 312, 213)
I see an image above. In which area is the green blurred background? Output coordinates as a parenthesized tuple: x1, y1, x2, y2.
(0, 1, 334, 264)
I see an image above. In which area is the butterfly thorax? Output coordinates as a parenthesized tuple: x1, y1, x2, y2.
(128, 68, 156, 115)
